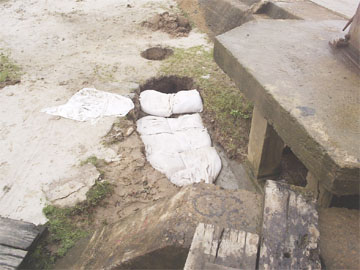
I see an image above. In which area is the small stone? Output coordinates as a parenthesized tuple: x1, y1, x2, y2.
(167, 21, 178, 30)
(177, 16, 189, 28)
(148, 14, 161, 26)
(126, 127, 134, 137)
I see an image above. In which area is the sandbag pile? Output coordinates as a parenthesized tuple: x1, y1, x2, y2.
(137, 90, 221, 186)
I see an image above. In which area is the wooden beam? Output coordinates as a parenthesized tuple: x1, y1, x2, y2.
(0, 217, 41, 251)
(0, 245, 28, 270)
(258, 180, 321, 270)
(184, 223, 259, 270)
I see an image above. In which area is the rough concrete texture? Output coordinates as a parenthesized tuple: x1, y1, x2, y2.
(179, 0, 345, 41)
(256, 0, 344, 20)
(214, 20, 360, 196)
(247, 107, 284, 180)
(73, 183, 262, 269)
(309, 0, 358, 19)
(319, 207, 360, 269)
(215, 144, 259, 193)
(347, 3, 360, 66)
(43, 164, 100, 207)
(197, 0, 254, 37)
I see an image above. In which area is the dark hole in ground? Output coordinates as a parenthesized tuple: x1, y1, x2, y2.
(141, 47, 173, 61)
(279, 147, 359, 210)
(115, 246, 189, 269)
(283, 252, 291, 258)
(331, 194, 360, 210)
(140, 75, 195, 94)
(278, 146, 308, 187)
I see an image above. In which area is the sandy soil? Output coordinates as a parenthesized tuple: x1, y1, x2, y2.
(90, 118, 179, 227)
(0, 0, 209, 224)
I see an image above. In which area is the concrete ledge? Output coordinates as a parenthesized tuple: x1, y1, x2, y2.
(198, 0, 254, 37)
(214, 20, 360, 195)
(256, 0, 344, 20)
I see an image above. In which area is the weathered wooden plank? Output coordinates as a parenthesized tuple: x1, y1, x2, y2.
(258, 180, 321, 270)
(0, 217, 40, 251)
(184, 223, 259, 270)
(0, 244, 27, 270)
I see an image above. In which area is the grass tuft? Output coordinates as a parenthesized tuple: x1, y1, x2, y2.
(0, 52, 21, 87)
(23, 180, 114, 269)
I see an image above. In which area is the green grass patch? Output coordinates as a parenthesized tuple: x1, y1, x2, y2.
(0, 52, 21, 87)
(23, 181, 114, 269)
(160, 46, 252, 159)
(43, 205, 88, 257)
(80, 155, 100, 166)
(80, 155, 108, 179)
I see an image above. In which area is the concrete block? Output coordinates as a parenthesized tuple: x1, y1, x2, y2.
(247, 106, 284, 180)
(214, 20, 360, 196)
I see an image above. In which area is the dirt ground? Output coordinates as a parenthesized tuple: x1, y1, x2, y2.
(90, 118, 179, 227)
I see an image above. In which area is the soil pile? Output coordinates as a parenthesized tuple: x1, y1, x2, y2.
(142, 12, 191, 37)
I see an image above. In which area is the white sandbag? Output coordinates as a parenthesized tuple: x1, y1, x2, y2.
(138, 114, 211, 152)
(146, 152, 186, 179)
(41, 88, 134, 121)
(173, 129, 211, 150)
(137, 114, 222, 186)
(172, 89, 203, 114)
(136, 116, 171, 135)
(141, 133, 187, 154)
(170, 146, 222, 186)
(139, 90, 174, 117)
(167, 113, 204, 131)
(137, 114, 205, 135)
(139, 89, 203, 117)
(141, 129, 211, 155)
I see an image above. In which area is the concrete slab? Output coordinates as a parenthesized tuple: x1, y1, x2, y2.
(214, 20, 360, 196)
(309, 0, 358, 19)
(258, 0, 344, 20)
(198, 0, 254, 37)
(181, 0, 346, 41)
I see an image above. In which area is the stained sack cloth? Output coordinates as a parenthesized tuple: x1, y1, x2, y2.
(139, 89, 203, 117)
(41, 88, 134, 121)
(137, 114, 222, 186)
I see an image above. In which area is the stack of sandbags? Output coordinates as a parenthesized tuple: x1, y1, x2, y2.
(137, 89, 221, 186)
(137, 114, 221, 186)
